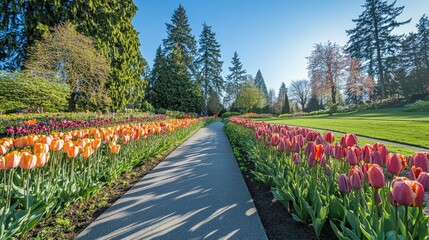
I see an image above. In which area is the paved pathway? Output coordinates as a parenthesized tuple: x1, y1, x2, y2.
(76, 122, 268, 240)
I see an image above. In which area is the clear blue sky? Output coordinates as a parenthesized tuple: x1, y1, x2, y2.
(133, 0, 428, 92)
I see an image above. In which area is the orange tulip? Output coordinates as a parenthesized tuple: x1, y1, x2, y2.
(390, 177, 424, 207)
(82, 146, 94, 158)
(91, 139, 102, 149)
(0, 156, 5, 170)
(67, 145, 81, 158)
(25, 135, 39, 147)
(63, 141, 74, 154)
(50, 138, 64, 152)
(5, 151, 20, 169)
(34, 143, 49, 154)
(0, 144, 7, 155)
(20, 154, 37, 170)
(14, 137, 27, 148)
(109, 142, 121, 154)
(39, 136, 53, 145)
(36, 152, 50, 167)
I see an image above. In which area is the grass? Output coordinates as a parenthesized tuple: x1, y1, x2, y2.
(255, 108, 429, 152)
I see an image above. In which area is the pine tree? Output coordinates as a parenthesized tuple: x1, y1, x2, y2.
(346, 0, 410, 99)
(196, 23, 224, 115)
(282, 87, 291, 114)
(278, 82, 289, 114)
(225, 52, 247, 109)
(254, 70, 268, 98)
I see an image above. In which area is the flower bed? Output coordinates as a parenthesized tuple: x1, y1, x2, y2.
(1, 112, 167, 137)
(0, 117, 217, 239)
(225, 117, 429, 239)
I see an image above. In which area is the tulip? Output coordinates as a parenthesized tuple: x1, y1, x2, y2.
(340, 133, 358, 148)
(324, 165, 332, 176)
(5, 150, 20, 169)
(417, 172, 429, 192)
(39, 136, 53, 145)
(365, 163, 386, 189)
(50, 139, 64, 152)
(36, 152, 50, 168)
(409, 166, 423, 180)
(295, 135, 304, 149)
(412, 152, 428, 172)
(307, 153, 316, 168)
(293, 153, 301, 164)
(324, 131, 334, 143)
(33, 143, 49, 154)
(349, 165, 364, 190)
(373, 143, 388, 164)
(83, 145, 95, 159)
(338, 174, 351, 193)
(314, 144, 324, 161)
(0, 156, 5, 170)
(319, 155, 327, 167)
(346, 147, 359, 165)
(14, 137, 27, 148)
(305, 141, 315, 158)
(315, 136, 323, 145)
(386, 153, 406, 175)
(91, 139, 102, 149)
(361, 144, 373, 163)
(67, 145, 81, 158)
(20, 154, 37, 170)
(0, 144, 7, 155)
(333, 143, 345, 159)
(371, 151, 384, 166)
(109, 142, 121, 154)
(324, 143, 332, 157)
(278, 138, 286, 152)
(63, 141, 74, 154)
(390, 177, 424, 207)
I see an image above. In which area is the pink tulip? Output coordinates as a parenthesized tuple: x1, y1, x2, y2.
(307, 153, 315, 167)
(361, 144, 373, 163)
(386, 153, 406, 175)
(346, 147, 360, 165)
(293, 153, 301, 164)
(340, 133, 358, 148)
(412, 152, 429, 172)
(349, 165, 364, 190)
(279, 138, 286, 152)
(409, 166, 423, 180)
(417, 172, 429, 192)
(373, 143, 388, 164)
(364, 163, 386, 189)
(390, 177, 424, 207)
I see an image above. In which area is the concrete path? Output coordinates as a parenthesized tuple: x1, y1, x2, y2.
(76, 122, 268, 240)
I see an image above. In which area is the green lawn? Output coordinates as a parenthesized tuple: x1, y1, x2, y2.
(255, 108, 429, 151)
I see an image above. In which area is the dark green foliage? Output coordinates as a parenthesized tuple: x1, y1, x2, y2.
(196, 23, 224, 115)
(150, 5, 203, 113)
(221, 112, 240, 119)
(282, 90, 291, 114)
(225, 52, 247, 109)
(346, 0, 410, 99)
(0, 71, 69, 113)
(306, 95, 321, 112)
(254, 70, 268, 100)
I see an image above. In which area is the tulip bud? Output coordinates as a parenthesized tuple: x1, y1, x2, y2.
(304, 141, 315, 159)
(361, 144, 373, 163)
(413, 152, 429, 172)
(319, 155, 327, 167)
(36, 153, 49, 168)
(324, 165, 332, 176)
(279, 138, 286, 152)
(365, 163, 386, 189)
(324, 131, 334, 143)
(315, 136, 323, 145)
(409, 166, 423, 180)
(338, 174, 351, 193)
(293, 153, 301, 164)
(373, 143, 388, 164)
(324, 143, 332, 157)
(307, 153, 316, 168)
(417, 172, 429, 192)
(386, 153, 406, 175)
(371, 151, 384, 166)
(349, 166, 364, 190)
(346, 148, 359, 165)
(20, 154, 37, 170)
(5, 150, 20, 169)
(390, 177, 424, 207)
(340, 133, 358, 148)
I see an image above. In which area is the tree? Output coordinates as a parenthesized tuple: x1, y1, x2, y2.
(163, 4, 197, 76)
(277, 82, 290, 114)
(196, 23, 224, 115)
(207, 91, 224, 116)
(346, 0, 410, 99)
(71, 0, 146, 110)
(0, 71, 69, 113)
(282, 90, 290, 114)
(345, 59, 366, 104)
(225, 52, 247, 109)
(307, 41, 348, 105)
(267, 88, 276, 112)
(254, 70, 268, 99)
(289, 80, 311, 111)
(25, 22, 111, 111)
(235, 81, 265, 112)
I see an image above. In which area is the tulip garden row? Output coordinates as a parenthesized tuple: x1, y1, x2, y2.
(225, 117, 428, 240)
(1, 113, 167, 137)
(0, 117, 216, 239)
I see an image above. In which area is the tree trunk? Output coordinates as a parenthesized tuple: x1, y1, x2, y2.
(68, 92, 77, 112)
(331, 87, 337, 104)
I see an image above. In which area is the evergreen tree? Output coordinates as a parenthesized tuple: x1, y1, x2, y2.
(254, 70, 268, 98)
(282, 87, 291, 114)
(346, 0, 410, 99)
(225, 52, 247, 109)
(195, 23, 224, 115)
(70, 0, 146, 110)
(163, 4, 197, 76)
(278, 82, 290, 113)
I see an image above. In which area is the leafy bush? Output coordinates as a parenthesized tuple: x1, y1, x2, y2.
(0, 71, 69, 113)
(141, 100, 154, 112)
(423, 94, 429, 101)
(403, 101, 429, 112)
(221, 112, 240, 119)
(154, 108, 167, 114)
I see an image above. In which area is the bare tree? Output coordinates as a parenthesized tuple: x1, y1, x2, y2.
(267, 88, 276, 111)
(307, 41, 348, 105)
(289, 80, 311, 111)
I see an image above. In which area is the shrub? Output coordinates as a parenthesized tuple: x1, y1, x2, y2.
(141, 101, 154, 112)
(403, 101, 429, 112)
(221, 112, 240, 119)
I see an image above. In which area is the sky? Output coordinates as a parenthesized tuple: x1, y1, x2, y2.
(133, 0, 429, 93)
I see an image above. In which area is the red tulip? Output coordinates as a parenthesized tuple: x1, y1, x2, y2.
(417, 172, 429, 192)
(364, 163, 386, 189)
(386, 153, 406, 175)
(371, 151, 384, 166)
(373, 143, 388, 164)
(412, 152, 429, 172)
(270, 133, 280, 146)
(333, 143, 345, 159)
(409, 166, 423, 180)
(324, 131, 334, 143)
(349, 165, 364, 190)
(338, 174, 351, 193)
(279, 138, 286, 152)
(346, 147, 360, 165)
(390, 177, 424, 207)
(340, 133, 358, 148)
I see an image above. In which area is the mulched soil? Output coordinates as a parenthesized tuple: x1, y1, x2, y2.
(239, 160, 337, 240)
